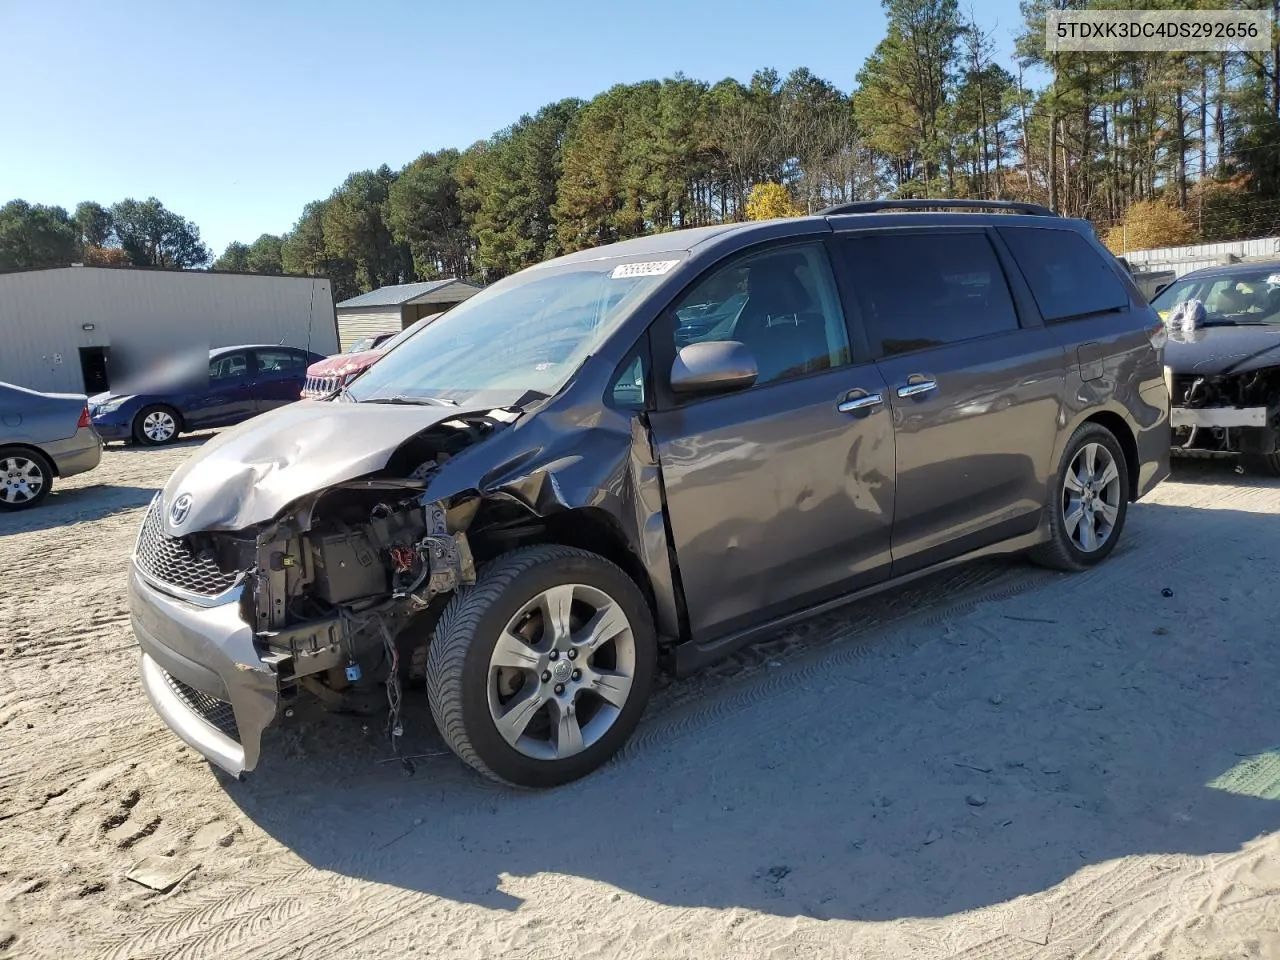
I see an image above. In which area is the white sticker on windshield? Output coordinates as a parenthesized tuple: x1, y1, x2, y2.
(611, 259, 679, 279)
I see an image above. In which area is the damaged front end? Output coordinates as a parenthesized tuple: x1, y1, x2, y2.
(129, 407, 517, 777)
(1168, 367, 1280, 459)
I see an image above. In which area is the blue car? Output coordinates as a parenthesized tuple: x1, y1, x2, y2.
(90, 344, 327, 446)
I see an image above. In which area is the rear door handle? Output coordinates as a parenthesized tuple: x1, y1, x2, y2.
(837, 391, 884, 414)
(896, 378, 937, 398)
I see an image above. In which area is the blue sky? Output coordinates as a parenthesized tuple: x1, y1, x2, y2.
(2, 0, 1030, 256)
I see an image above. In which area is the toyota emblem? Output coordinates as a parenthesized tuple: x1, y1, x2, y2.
(169, 494, 193, 526)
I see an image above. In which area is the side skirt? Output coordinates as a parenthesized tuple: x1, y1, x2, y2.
(670, 526, 1049, 678)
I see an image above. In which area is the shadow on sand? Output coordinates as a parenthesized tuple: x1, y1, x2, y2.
(201, 480, 1280, 921)
(0, 483, 156, 535)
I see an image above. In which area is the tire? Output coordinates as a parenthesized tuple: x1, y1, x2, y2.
(426, 545, 657, 788)
(132, 405, 181, 446)
(0, 447, 54, 511)
(1245, 453, 1280, 477)
(1030, 422, 1130, 572)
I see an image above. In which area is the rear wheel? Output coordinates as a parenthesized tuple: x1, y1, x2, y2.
(133, 405, 181, 446)
(1245, 453, 1280, 477)
(0, 448, 53, 510)
(1030, 423, 1130, 571)
(426, 545, 656, 788)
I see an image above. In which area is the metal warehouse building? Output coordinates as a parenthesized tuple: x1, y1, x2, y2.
(0, 265, 338, 395)
(335, 279, 481, 350)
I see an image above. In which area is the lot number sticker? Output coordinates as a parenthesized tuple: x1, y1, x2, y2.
(611, 260, 679, 279)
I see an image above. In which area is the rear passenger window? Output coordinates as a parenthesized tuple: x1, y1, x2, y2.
(256, 350, 302, 373)
(844, 233, 1020, 358)
(998, 227, 1127, 321)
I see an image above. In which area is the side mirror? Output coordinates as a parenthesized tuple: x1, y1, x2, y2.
(669, 341, 758, 396)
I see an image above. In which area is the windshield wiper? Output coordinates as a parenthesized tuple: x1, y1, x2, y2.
(363, 395, 459, 407)
(1195, 319, 1271, 328)
(317, 383, 352, 402)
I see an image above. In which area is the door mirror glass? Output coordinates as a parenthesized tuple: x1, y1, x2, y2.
(669, 341, 758, 395)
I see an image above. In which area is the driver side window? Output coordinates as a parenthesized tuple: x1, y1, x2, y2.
(669, 242, 851, 388)
(209, 353, 248, 382)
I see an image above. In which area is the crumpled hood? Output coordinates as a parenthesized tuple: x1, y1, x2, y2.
(306, 350, 381, 378)
(1165, 325, 1280, 376)
(159, 400, 473, 535)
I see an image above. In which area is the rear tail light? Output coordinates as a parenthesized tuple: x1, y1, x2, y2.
(77, 405, 91, 428)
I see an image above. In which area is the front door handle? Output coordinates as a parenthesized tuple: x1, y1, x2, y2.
(837, 391, 884, 414)
(896, 378, 937, 398)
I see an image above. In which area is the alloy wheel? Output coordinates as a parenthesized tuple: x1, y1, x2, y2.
(1, 456, 46, 505)
(143, 410, 177, 443)
(1062, 441, 1122, 553)
(487, 583, 636, 761)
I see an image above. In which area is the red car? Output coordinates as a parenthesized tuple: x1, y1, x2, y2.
(301, 315, 441, 399)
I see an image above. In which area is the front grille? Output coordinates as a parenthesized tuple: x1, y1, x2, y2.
(134, 498, 241, 597)
(302, 374, 340, 399)
(162, 669, 240, 741)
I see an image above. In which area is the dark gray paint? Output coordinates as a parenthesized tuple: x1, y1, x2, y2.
(649, 357, 895, 641)
(130, 209, 1171, 776)
(1165, 325, 1280, 376)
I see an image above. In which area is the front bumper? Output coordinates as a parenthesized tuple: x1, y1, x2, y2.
(128, 562, 278, 776)
(91, 415, 132, 441)
(1170, 405, 1268, 429)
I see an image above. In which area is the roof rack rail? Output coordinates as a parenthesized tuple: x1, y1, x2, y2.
(818, 199, 1059, 217)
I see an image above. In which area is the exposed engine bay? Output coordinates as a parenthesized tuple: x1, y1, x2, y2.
(1169, 368, 1280, 456)
(187, 412, 530, 748)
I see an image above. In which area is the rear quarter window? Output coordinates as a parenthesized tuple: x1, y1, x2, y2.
(998, 227, 1128, 322)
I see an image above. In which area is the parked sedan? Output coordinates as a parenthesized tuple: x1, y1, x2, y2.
(0, 381, 102, 510)
(91, 344, 326, 446)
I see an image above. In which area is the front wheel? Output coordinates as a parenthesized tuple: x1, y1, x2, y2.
(1030, 423, 1130, 571)
(426, 545, 657, 788)
(133, 405, 181, 446)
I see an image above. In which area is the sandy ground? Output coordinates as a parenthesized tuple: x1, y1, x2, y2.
(1, 437, 1279, 960)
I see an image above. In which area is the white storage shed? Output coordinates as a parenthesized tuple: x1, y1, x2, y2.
(334, 279, 481, 350)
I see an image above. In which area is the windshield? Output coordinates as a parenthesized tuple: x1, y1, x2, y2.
(346, 258, 681, 405)
(376, 312, 443, 354)
(1151, 267, 1280, 324)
